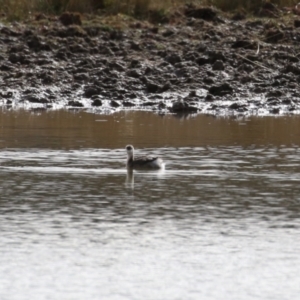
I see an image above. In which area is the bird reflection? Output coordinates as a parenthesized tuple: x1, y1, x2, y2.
(125, 166, 166, 190)
(125, 168, 134, 189)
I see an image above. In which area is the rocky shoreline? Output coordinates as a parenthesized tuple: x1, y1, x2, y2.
(1, 5, 300, 116)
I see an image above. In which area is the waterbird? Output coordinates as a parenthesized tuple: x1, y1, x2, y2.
(126, 145, 164, 169)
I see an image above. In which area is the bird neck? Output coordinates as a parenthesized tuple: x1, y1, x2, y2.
(127, 152, 134, 161)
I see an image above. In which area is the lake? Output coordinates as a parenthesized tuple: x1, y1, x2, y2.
(0, 109, 300, 300)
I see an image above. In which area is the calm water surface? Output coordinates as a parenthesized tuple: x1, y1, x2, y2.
(1, 110, 300, 300)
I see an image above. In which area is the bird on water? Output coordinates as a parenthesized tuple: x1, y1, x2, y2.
(125, 145, 164, 169)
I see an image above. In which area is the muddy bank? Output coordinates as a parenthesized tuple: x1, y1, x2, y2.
(1, 6, 300, 116)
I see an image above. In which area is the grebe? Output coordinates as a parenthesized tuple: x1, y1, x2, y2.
(126, 145, 164, 169)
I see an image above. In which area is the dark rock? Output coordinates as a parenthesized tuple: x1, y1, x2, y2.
(148, 94, 163, 100)
(212, 60, 224, 71)
(56, 26, 87, 38)
(203, 77, 214, 84)
(170, 100, 198, 113)
(0, 27, 21, 37)
(125, 93, 137, 99)
(84, 86, 99, 98)
(246, 54, 260, 62)
(294, 20, 300, 28)
(206, 70, 215, 77)
(27, 36, 51, 51)
(55, 49, 70, 60)
(205, 94, 214, 102)
(116, 94, 125, 100)
(282, 99, 292, 105)
(92, 99, 102, 107)
(273, 53, 298, 63)
(59, 12, 82, 26)
(208, 51, 226, 63)
(110, 100, 121, 107)
(184, 51, 199, 61)
(229, 103, 245, 110)
(130, 59, 142, 68)
(146, 81, 160, 93)
(36, 58, 53, 66)
(148, 9, 169, 24)
(162, 29, 175, 37)
(142, 101, 156, 106)
(265, 29, 284, 43)
(246, 20, 263, 29)
(25, 95, 50, 104)
(99, 47, 114, 57)
(240, 76, 252, 84)
(8, 53, 27, 64)
(261, 2, 278, 12)
(35, 13, 47, 21)
(130, 42, 141, 51)
(84, 26, 102, 37)
(253, 87, 266, 94)
(139, 76, 148, 84)
(269, 108, 280, 114)
(175, 67, 190, 78)
(109, 30, 124, 40)
(283, 64, 300, 75)
(40, 72, 54, 84)
(23, 89, 36, 95)
(74, 73, 89, 81)
(209, 83, 233, 96)
(158, 101, 166, 109)
(160, 82, 171, 92)
(232, 40, 256, 49)
(0, 63, 14, 71)
(231, 12, 246, 21)
(185, 5, 217, 21)
(109, 62, 125, 72)
(267, 98, 279, 105)
(68, 100, 84, 107)
(189, 90, 197, 97)
(266, 90, 283, 98)
(237, 63, 254, 73)
(272, 80, 282, 87)
(196, 43, 207, 52)
(126, 70, 141, 78)
(196, 56, 210, 65)
(258, 2, 279, 18)
(123, 101, 135, 107)
(165, 53, 182, 65)
(1, 91, 13, 98)
(27, 36, 41, 50)
(150, 27, 159, 34)
(69, 44, 88, 53)
(8, 53, 18, 64)
(144, 67, 153, 76)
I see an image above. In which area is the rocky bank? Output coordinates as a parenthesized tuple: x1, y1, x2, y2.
(1, 4, 300, 116)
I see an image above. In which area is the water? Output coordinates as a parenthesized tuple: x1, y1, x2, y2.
(1, 109, 300, 300)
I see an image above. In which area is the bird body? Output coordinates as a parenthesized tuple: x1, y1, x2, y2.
(126, 145, 164, 169)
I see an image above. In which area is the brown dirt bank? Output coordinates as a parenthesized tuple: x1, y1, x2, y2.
(1, 5, 300, 116)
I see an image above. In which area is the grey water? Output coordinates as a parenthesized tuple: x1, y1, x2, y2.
(1, 110, 300, 300)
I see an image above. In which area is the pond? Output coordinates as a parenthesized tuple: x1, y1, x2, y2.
(0, 109, 300, 299)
